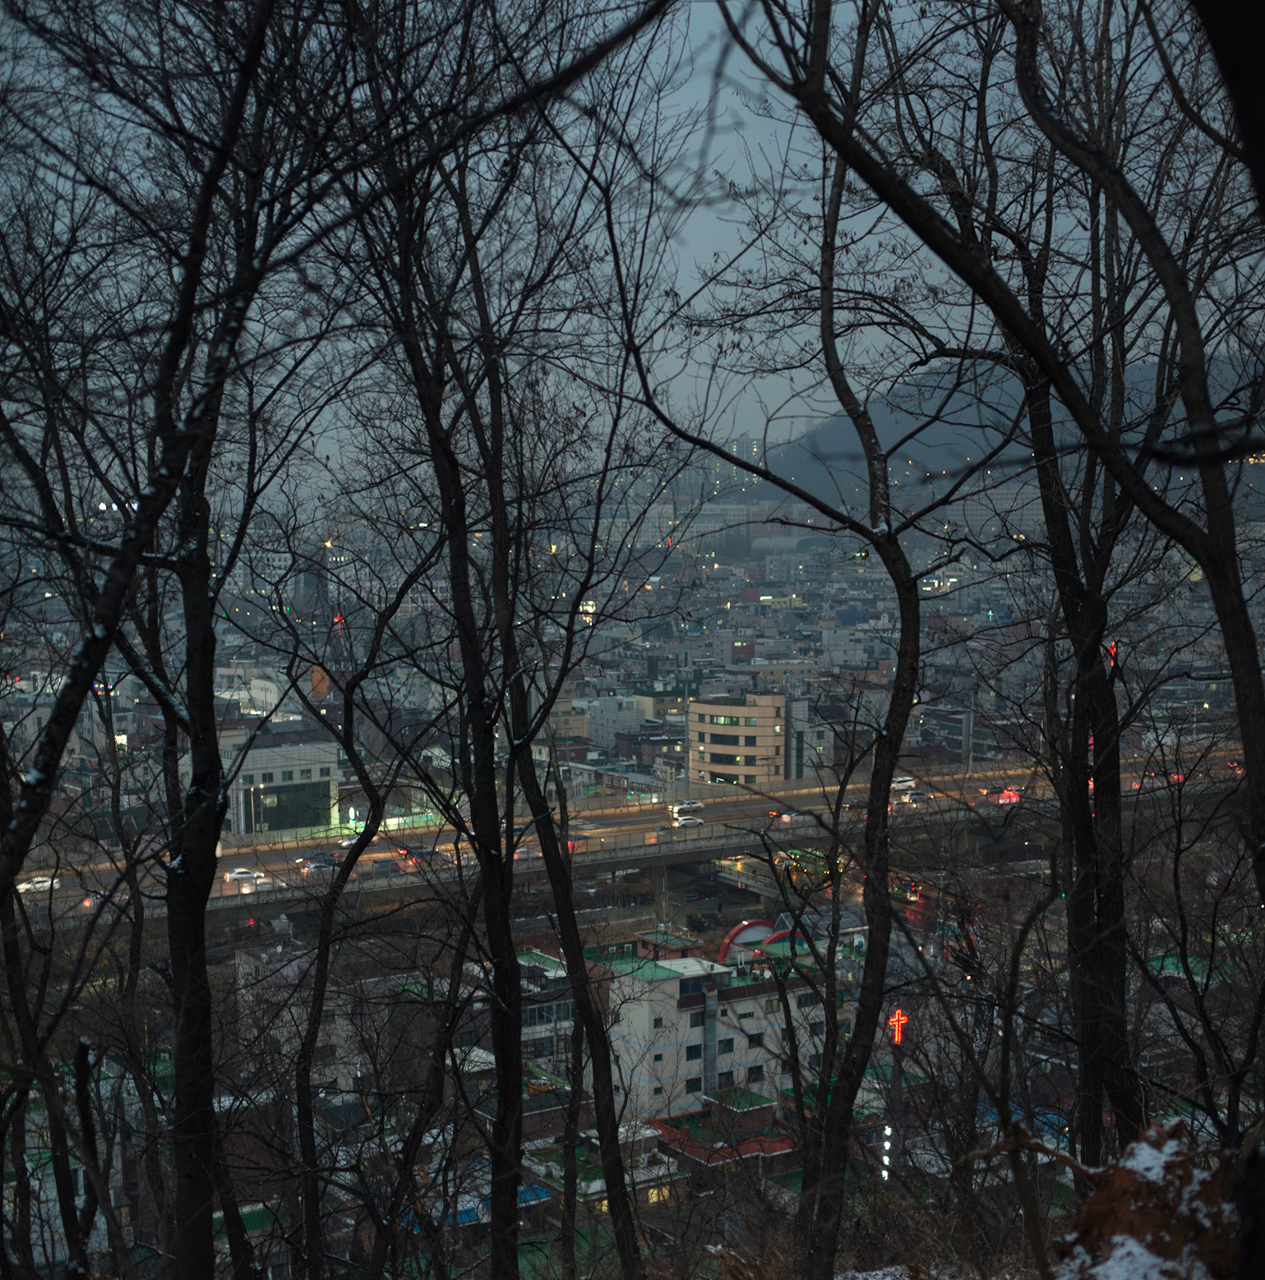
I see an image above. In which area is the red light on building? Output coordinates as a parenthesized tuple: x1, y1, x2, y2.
(888, 1008, 908, 1044)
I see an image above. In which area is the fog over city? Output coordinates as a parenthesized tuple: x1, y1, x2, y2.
(1, 3, 1263, 1279)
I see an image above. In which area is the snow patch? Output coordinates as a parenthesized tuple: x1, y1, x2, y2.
(1117, 1136, 1181, 1184)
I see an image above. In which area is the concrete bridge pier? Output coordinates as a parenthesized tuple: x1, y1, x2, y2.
(649, 865, 668, 921)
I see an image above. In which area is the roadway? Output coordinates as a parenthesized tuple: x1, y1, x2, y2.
(16, 757, 1242, 925)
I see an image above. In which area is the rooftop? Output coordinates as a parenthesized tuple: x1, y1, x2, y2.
(704, 1086, 776, 1112)
(636, 929, 698, 947)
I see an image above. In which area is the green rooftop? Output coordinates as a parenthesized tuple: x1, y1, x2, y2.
(705, 1086, 775, 1112)
(587, 953, 686, 981)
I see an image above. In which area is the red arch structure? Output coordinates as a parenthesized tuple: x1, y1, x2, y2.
(717, 918, 775, 963)
(751, 927, 810, 956)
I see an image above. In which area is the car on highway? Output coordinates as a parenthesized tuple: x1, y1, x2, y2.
(364, 858, 406, 879)
(402, 845, 444, 865)
(302, 852, 347, 877)
(17, 876, 60, 894)
(1132, 770, 1185, 790)
(970, 787, 1021, 806)
(297, 846, 342, 864)
(891, 774, 917, 792)
(672, 815, 704, 828)
(1227, 759, 1245, 774)
(338, 833, 383, 848)
(223, 868, 268, 890)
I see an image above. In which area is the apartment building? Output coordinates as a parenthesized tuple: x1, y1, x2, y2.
(687, 692, 786, 787)
(599, 942, 850, 1121)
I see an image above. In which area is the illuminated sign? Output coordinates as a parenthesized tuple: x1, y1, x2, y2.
(888, 1008, 908, 1044)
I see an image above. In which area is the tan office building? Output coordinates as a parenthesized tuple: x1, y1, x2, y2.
(688, 693, 786, 788)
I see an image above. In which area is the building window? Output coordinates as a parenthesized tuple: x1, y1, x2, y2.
(654, 1053, 663, 1063)
(718, 1038, 734, 1055)
(764, 998, 779, 1013)
(242, 774, 253, 785)
(738, 1010, 755, 1020)
(685, 1077, 702, 1094)
(744, 736, 756, 746)
(748, 1064, 764, 1083)
(717, 1070, 735, 1089)
(798, 993, 821, 1009)
(261, 772, 274, 783)
(744, 775, 756, 784)
(281, 770, 293, 782)
(300, 768, 312, 780)
(689, 1011, 705, 1028)
(748, 1033, 764, 1048)
(744, 717, 758, 726)
(319, 766, 330, 777)
(697, 713, 705, 722)
(811, 1021, 825, 1037)
(745, 756, 756, 766)
(653, 1085, 663, 1095)
(711, 733, 739, 745)
(653, 1016, 664, 1029)
(648, 1184, 670, 1204)
(686, 1044, 702, 1061)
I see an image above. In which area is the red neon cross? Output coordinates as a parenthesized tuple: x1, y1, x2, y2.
(888, 1009, 908, 1044)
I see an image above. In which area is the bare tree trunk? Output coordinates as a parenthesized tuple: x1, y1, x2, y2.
(559, 1017, 586, 1280)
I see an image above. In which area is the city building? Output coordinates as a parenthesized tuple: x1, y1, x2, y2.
(687, 692, 786, 787)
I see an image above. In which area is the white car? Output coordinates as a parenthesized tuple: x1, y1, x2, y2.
(17, 875, 60, 894)
(672, 816, 704, 828)
(223, 868, 266, 886)
(339, 833, 381, 848)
